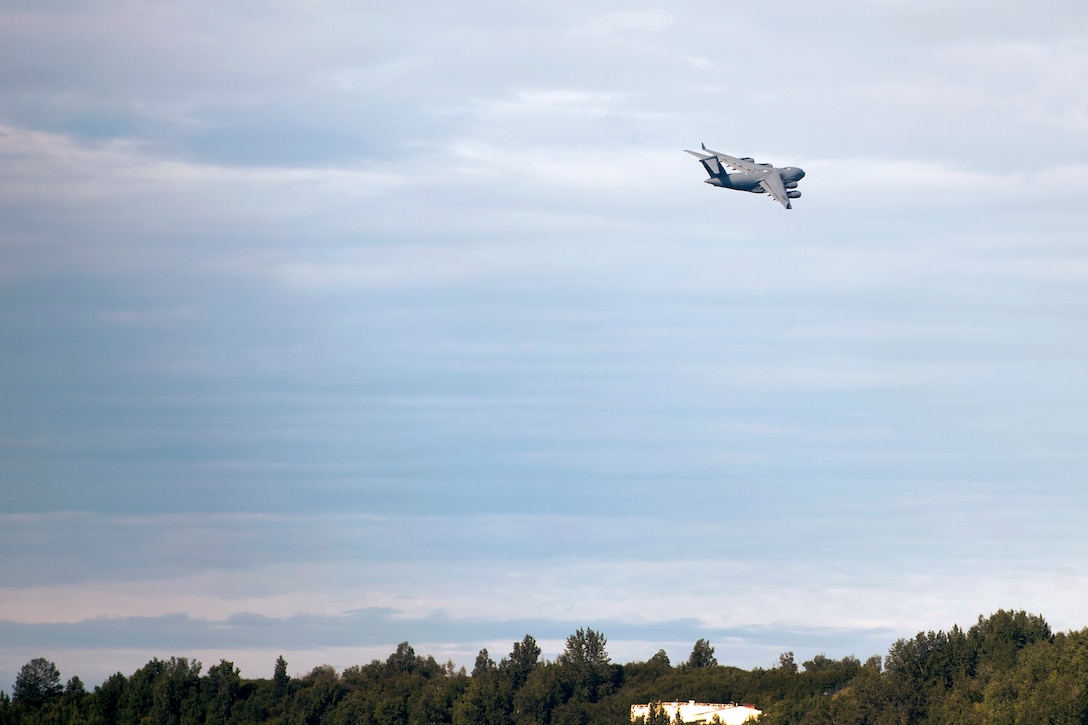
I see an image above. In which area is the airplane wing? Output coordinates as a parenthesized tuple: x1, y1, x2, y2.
(758, 172, 792, 209)
(699, 147, 762, 173)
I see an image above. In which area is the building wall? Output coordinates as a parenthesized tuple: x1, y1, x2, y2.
(630, 700, 761, 725)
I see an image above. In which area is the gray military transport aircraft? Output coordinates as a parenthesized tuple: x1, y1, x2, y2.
(685, 144, 806, 209)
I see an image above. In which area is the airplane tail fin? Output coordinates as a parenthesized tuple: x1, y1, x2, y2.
(685, 149, 723, 176)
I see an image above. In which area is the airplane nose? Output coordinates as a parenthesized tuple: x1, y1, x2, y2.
(795, 168, 806, 179)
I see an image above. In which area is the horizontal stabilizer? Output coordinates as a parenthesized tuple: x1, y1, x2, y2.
(684, 149, 722, 175)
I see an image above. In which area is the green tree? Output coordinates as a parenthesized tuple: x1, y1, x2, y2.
(410, 675, 467, 725)
(57, 675, 91, 725)
(687, 639, 717, 669)
(65, 676, 86, 697)
(123, 658, 166, 725)
(273, 655, 290, 699)
(801, 654, 833, 672)
(979, 628, 1088, 724)
(558, 628, 616, 704)
(452, 675, 506, 725)
(969, 609, 1052, 674)
(150, 656, 202, 725)
(512, 663, 562, 725)
(387, 642, 417, 674)
(506, 635, 541, 689)
(296, 664, 343, 725)
(203, 659, 241, 725)
(559, 629, 610, 668)
(91, 672, 126, 725)
(452, 637, 538, 725)
(472, 649, 496, 679)
(13, 658, 63, 708)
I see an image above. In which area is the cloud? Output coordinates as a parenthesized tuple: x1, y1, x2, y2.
(573, 10, 674, 35)
(0, 608, 898, 692)
(3, 553, 1086, 688)
(3, 0, 1088, 698)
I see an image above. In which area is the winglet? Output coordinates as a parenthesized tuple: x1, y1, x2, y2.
(701, 142, 707, 150)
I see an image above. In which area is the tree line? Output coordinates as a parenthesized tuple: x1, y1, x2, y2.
(2, 610, 1086, 724)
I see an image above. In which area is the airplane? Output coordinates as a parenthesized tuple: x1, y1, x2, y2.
(684, 144, 805, 209)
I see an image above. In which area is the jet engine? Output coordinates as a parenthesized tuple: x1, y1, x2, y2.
(785, 181, 798, 189)
(787, 190, 802, 199)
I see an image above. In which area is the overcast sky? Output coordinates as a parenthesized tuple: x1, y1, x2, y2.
(2, 0, 1087, 691)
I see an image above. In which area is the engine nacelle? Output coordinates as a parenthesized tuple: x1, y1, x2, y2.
(785, 181, 798, 189)
(740, 157, 755, 162)
(787, 190, 802, 199)
(749, 188, 765, 194)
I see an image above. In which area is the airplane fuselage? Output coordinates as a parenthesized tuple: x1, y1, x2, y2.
(705, 167, 805, 192)
(704, 172, 762, 191)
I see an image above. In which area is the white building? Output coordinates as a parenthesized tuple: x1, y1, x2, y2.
(630, 700, 761, 725)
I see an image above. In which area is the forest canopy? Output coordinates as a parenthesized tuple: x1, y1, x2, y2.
(2, 610, 1085, 725)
